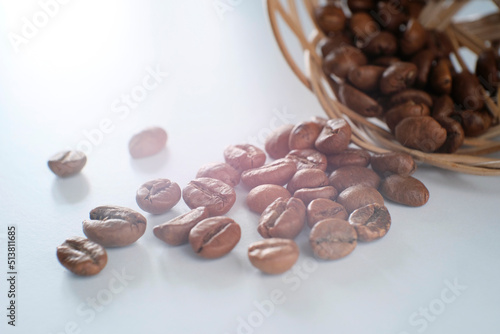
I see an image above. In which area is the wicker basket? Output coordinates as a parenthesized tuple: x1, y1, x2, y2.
(267, 0, 500, 175)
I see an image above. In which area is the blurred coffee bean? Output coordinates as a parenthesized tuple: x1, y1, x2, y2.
(315, 4, 347, 36)
(360, 31, 398, 57)
(432, 95, 455, 119)
(385, 101, 430, 133)
(388, 89, 433, 108)
(338, 83, 383, 117)
(452, 72, 485, 111)
(400, 18, 428, 56)
(323, 45, 368, 79)
(348, 65, 385, 92)
(394, 116, 447, 152)
(376, 0, 408, 33)
(429, 58, 452, 95)
(434, 117, 464, 153)
(380, 62, 418, 95)
(411, 49, 435, 88)
(456, 109, 492, 137)
(370, 152, 417, 177)
(475, 49, 499, 93)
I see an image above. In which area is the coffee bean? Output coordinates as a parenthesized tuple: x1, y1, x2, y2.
(380, 62, 418, 95)
(289, 121, 323, 150)
(56, 236, 107, 276)
(452, 72, 485, 111)
(136, 179, 181, 215)
(247, 184, 291, 214)
(337, 185, 384, 214)
(48, 150, 87, 177)
(347, 65, 385, 92)
(241, 158, 297, 189)
(286, 149, 327, 171)
(307, 198, 348, 228)
(476, 49, 499, 91)
(153, 207, 210, 246)
(264, 124, 294, 159)
(411, 49, 435, 88)
(309, 218, 357, 260)
(432, 95, 455, 119)
(320, 33, 353, 57)
(326, 148, 371, 171)
(338, 83, 383, 117)
(350, 12, 379, 41)
(348, 0, 376, 12)
(379, 174, 429, 207)
(293, 186, 339, 205)
(349, 203, 391, 242)
(329, 166, 380, 192)
(388, 89, 433, 108)
(286, 168, 329, 194)
(314, 4, 346, 35)
(360, 31, 398, 57)
(427, 30, 454, 58)
(128, 126, 167, 159)
(456, 109, 492, 137)
(434, 117, 464, 153)
(314, 118, 352, 155)
(429, 58, 452, 95)
(399, 18, 428, 56)
(394, 116, 447, 152)
(323, 45, 368, 79)
(258, 197, 306, 239)
(376, 1, 407, 32)
(188, 216, 241, 259)
(182, 177, 236, 216)
(196, 162, 241, 188)
(224, 144, 266, 172)
(248, 238, 299, 275)
(372, 56, 401, 67)
(385, 101, 430, 133)
(82, 205, 147, 247)
(370, 152, 417, 177)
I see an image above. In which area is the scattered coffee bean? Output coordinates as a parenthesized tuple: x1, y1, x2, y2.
(129, 126, 167, 159)
(384, 101, 430, 133)
(329, 166, 380, 192)
(241, 158, 297, 189)
(286, 168, 329, 194)
(349, 203, 391, 242)
(247, 184, 291, 214)
(293, 186, 339, 205)
(326, 148, 371, 172)
(286, 149, 327, 171)
(379, 174, 429, 207)
(48, 150, 86, 177)
(264, 124, 294, 159)
(307, 198, 348, 228)
(224, 144, 266, 171)
(309, 218, 357, 260)
(153, 207, 210, 246)
(394, 116, 447, 152)
(182, 177, 236, 216)
(136, 179, 181, 215)
(337, 185, 384, 214)
(258, 197, 306, 239)
(314, 118, 352, 155)
(289, 121, 323, 150)
(196, 162, 241, 188)
(189, 216, 241, 259)
(248, 238, 300, 275)
(370, 152, 417, 177)
(57, 236, 107, 276)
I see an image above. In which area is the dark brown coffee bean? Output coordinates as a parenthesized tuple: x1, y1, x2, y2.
(224, 144, 266, 172)
(83, 205, 147, 247)
(456, 109, 492, 137)
(348, 0, 376, 12)
(136, 179, 181, 215)
(394, 116, 447, 152)
(388, 89, 433, 108)
(323, 45, 368, 79)
(241, 158, 297, 189)
(320, 33, 353, 57)
(452, 72, 485, 111)
(314, 4, 346, 35)
(432, 95, 455, 119)
(196, 162, 241, 187)
(350, 12, 380, 41)
(314, 118, 352, 155)
(57, 236, 107, 276)
(258, 197, 306, 239)
(429, 58, 452, 95)
(426, 30, 454, 59)
(247, 184, 291, 214)
(380, 62, 418, 95)
(326, 148, 371, 171)
(385, 101, 430, 133)
(372, 56, 401, 67)
(289, 121, 323, 150)
(129, 126, 167, 159)
(248, 238, 299, 275)
(153, 207, 210, 246)
(379, 174, 429, 207)
(188, 216, 241, 259)
(411, 49, 436, 88)
(309, 218, 357, 260)
(407, 1, 426, 19)
(286, 168, 329, 194)
(349, 203, 391, 242)
(338, 83, 383, 117)
(348, 65, 385, 92)
(399, 18, 428, 56)
(329, 166, 381, 192)
(376, 1, 408, 33)
(476, 49, 499, 92)
(337, 185, 384, 214)
(182, 178, 236, 216)
(435, 117, 464, 153)
(307, 198, 348, 228)
(293, 186, 338, 205)
(48, 150, 87, 177)
(286, 149, 327, 171)
(370, 152, 416, 177)
(264, 124, 294, 159)
(360, 31, 398, 57)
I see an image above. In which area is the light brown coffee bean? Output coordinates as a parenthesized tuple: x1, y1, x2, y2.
(385, 101, 430, 133)
(323, 45, 368, 79)
(248, 238, 299, 275)
(153, 207, 210, 246)
(224, 144, 266, 172)
(337, 185, 384, 214)
(258, 197, 306, 239)
(188, 216, 241, 259)
(379, 174, 429, 207)
(380, 62, 418, 95)
(347, 65, 385, 92)
(286, 149, 327, 171)
(329, 166, 380, 192)
(247, 184, 291, 214)
(370, 152, 417, 177)
(241, 158, 297, 189)
(196, 162, 240, 187)
(314, 118, 352, 155)
(349, 203, 391, 242)
(56, 236, 107, 276)
(48, 150, 87, 177)
(289, 121, 323, 150)
(264, 124, 294, 159)
(307, 198, 348, 228)
(326, 148, 371, 171)
(83, 205, 147, 247)
(182, 177, 236, 216)
(399, 18, 428, 56)
(128, 126, 167, 159)
(293, 186, 338, 205)
(136, 179, 181, 215)
(314, 4, 346, 35)
(394, 116, 447, 152)
(338, 83, 383, 117)
(286, 168, 329, 194)
(309, 218, 357, 260)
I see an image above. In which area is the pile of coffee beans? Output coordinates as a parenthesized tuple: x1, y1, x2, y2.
(315, 0, 499, 153)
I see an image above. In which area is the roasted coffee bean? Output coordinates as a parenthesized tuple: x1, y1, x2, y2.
(360, 31, 398, 57)
(57, 236, 107, 276)
(153, 207, 210, 246)
(370, 152, 417, 176)
(432, 95, 455, 119)
(372, 56, 401, 67)
(323, 45, 368, 79)
(457, 109, 492, 137)
(314, 4, 346, 35)
(48, 150, 87, 177)
(349, 203, 391, 242)
(376, 1, 408, 33)
(411, 49, 436, 88)
(264, 124, 294, 159)
(314, 118, 352, 155)
(388, 89, 433, 108)
(182, 178, 236, 216)
(329, 166, 381, 192)
(307, 198, 348, 228)
(320, 33, 353, 57)
(452, 72, 485, 111)
(248, 238, 299, 275)
(347, 65, 385, 92)
(407, 0, 426, 19)
(475, 49, 499, 92)
(293, 186, 339, 205)
(83, 205, 147, 247)
(394, 116, 447, 152)
(429, 58, 452, 95)
(188, 216, 241, 259)
(196, 162, 241, 188)
(286, 149, 327, 171)
(348, 0, 376, 12)
(435, 117, 464, 153)
(385, 101, 430, 133)
(224, 144, 266, 171)
(399, 18, 428, 56)
(129, 126, 167, 159)
(380, 62, 418, 95)
(349, 12, 380, 41)
(247, 184, 291, 214)
(136, 179, 181, 215)
(338, 83, 383, 117)
(289, 121, 323, 150)
(379, 174, 429, 207)
(286, 168, 329, 194)
(337, 185, 384, 214)
(326, 148, 371, 171)
(241, 158, 297, 189)
(258, 197, 306, 239)
(426, 30, 454, 59)
(309, 218, 357, 260)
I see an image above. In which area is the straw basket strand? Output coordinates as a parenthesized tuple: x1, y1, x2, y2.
(267, 0, 500, 175)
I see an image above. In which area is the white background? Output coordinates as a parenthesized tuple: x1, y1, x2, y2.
(1, 1, 499, 334)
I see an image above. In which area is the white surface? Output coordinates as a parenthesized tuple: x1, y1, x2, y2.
(1, 1, 499, 334)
